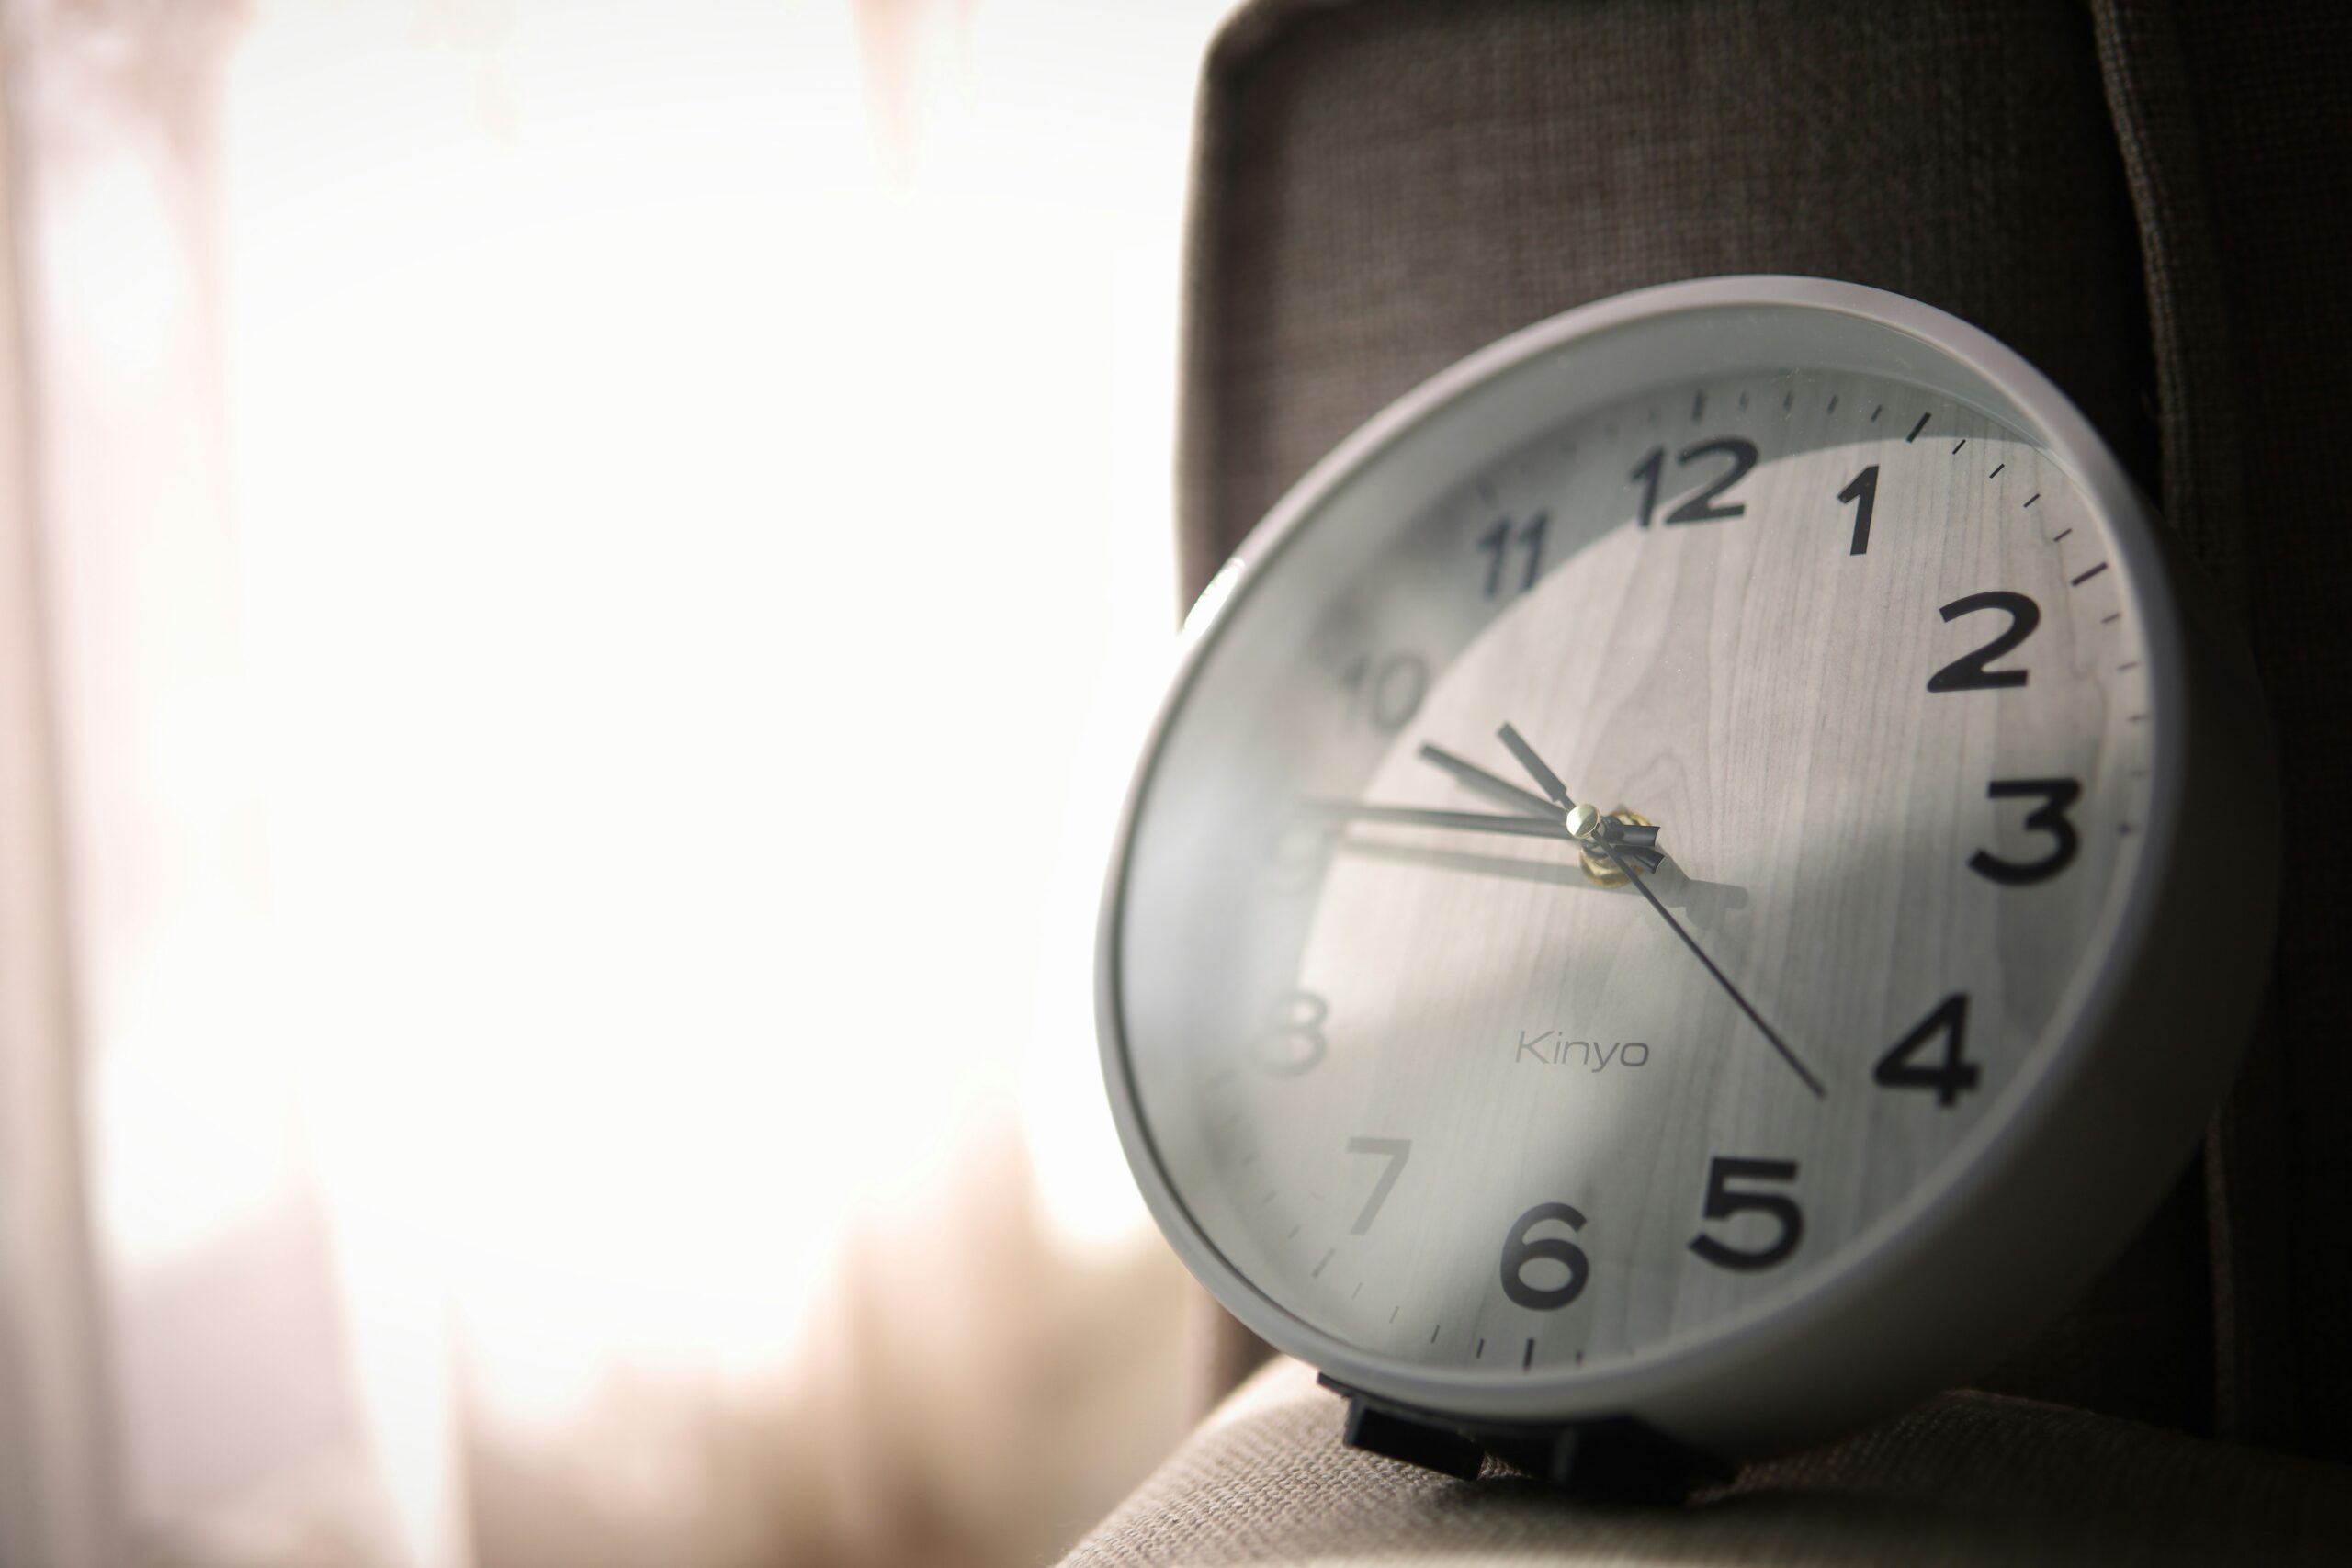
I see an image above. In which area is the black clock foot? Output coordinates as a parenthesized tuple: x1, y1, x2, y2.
(1320, 1375, 1733, 1502)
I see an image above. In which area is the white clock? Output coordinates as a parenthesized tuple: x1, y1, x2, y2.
(1097, 276, 2276, 1479)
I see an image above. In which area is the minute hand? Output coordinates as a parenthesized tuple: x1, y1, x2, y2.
(1297, 802, 1577, 840)
(1418, 742, 1559, 819)
(1494, 723, 1827, 1100)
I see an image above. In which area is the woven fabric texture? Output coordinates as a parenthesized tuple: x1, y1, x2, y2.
(1175, 0, 2160, 601)
(2112, 0, 2352, 1456)
(1173, 0, 2217, 1437)
(1059, 1359, 2352, 1568)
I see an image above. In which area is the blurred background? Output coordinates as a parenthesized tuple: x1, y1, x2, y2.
(0, 1, 1238, 1563)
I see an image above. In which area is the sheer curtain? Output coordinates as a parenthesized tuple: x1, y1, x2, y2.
(0, 2, 1231, 1563)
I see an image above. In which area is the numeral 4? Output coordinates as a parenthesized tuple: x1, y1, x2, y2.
(1873, 993, 1978, 1107)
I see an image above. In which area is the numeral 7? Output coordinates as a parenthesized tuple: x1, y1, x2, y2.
(1345, 1137, 1411, 1235)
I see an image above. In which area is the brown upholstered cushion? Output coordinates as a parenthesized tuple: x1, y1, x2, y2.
(1172, 0, 2352, 1453)
(1058, 1359, 2352, 1567)
(2127, 0, 2352, 1459)
(1178, 0, 2157, 599)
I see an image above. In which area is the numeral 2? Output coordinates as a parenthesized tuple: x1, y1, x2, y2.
(1927, 592, 2041, 693)
(1631, 438, 1758, 528)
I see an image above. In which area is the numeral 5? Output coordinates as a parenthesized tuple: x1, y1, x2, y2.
(1689, 1156, 1803, 1271)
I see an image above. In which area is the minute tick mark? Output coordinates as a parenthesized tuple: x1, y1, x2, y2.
(1906, 412, 1931, 443)
(2071, 562, 2110, 587)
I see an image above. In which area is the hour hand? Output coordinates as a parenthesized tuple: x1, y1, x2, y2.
(1495, 723, 1574, 812)
(1416, 742, 1557, 819)
(1420, 736, 1666, 871)
(1494, 723, 1664, 868)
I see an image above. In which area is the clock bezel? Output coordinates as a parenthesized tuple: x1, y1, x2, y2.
(1095, 276, 2276, 1456)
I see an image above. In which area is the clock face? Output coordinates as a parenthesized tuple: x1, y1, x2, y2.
(1102, 282, 2212, 1426)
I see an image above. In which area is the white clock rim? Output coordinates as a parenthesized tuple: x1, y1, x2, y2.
(1095, 276, 2276, 1454)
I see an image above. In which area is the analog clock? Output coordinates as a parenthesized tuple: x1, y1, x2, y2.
(1097, 277, 2276, 1472)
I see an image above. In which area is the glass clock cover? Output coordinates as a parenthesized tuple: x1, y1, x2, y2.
(1099, 278, 2274, 1455)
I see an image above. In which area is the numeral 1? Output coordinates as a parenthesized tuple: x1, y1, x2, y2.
(1838, 465, 1879, 555)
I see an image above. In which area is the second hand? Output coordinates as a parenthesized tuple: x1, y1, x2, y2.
(1494, 722, 1826, 1100)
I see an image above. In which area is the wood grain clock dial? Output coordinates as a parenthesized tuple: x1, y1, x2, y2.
(1099, 279, 2276, 1459)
